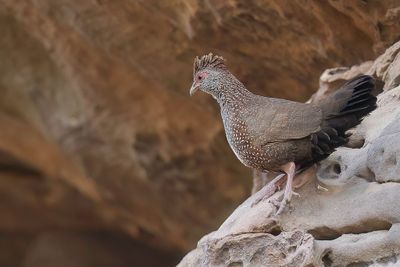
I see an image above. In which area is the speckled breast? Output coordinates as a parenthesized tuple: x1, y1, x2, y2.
(222, 113, 271, 170)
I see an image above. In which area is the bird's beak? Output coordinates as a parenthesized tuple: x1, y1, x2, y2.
(190, 82, 199, 96)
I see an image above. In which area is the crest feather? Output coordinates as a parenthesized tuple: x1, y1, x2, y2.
(193, 53, 226, 75)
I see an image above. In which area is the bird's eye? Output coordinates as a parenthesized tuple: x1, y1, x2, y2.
(196, 72, 208, 82)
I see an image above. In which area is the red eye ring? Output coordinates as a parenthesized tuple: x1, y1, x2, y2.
(196, 72, 208, 82)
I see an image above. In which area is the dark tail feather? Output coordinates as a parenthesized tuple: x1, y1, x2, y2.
(299, 75, 377, 169)
(323, 75, 377, 135)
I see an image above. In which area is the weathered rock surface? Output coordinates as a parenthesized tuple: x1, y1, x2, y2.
(178, 41, 400, 267)
(1, 0, 400, 266)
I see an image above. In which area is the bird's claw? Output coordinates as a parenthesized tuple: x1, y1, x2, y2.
(269, 197, 282, 209)
(274, 189, 300, 215)
(293, 191, 300, 197)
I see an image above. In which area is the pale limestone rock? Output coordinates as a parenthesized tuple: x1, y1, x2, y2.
(314, 224, 400, 267)
(367, 112, 400, 183)
(179, 230, 314, 267)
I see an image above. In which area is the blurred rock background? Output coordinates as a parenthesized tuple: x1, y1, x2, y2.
(0, 1, 399, 266)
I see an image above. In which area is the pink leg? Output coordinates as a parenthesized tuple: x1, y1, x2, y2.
(276, 162, 299, 215)
(251, 172, 286, 207)
(251, 169, 277, 194)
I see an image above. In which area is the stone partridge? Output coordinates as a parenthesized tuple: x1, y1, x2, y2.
(189, 53, 376, 214)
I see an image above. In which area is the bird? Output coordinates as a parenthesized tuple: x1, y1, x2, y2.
(189, 53, 377, 214)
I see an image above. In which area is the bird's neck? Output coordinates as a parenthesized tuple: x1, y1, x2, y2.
(216, 79, 254, 110)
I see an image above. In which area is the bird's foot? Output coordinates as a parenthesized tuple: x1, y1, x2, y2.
(275, 189, 300, 215)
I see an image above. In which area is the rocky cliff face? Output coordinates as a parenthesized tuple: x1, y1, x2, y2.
(0, 1, 400, 266)
(179, 41, 400, 267)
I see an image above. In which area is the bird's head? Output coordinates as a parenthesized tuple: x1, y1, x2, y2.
(190, 53, 228, 98)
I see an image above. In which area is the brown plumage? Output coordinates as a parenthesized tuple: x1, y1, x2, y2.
(189, 53, 376, 214)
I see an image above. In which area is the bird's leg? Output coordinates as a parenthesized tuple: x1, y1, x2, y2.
(251, 172, 286, 207)
(276, 162, 299, 215)
(251, 169, 275, 194)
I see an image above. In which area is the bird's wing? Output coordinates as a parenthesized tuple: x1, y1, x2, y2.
(245, 97, 323, 146)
